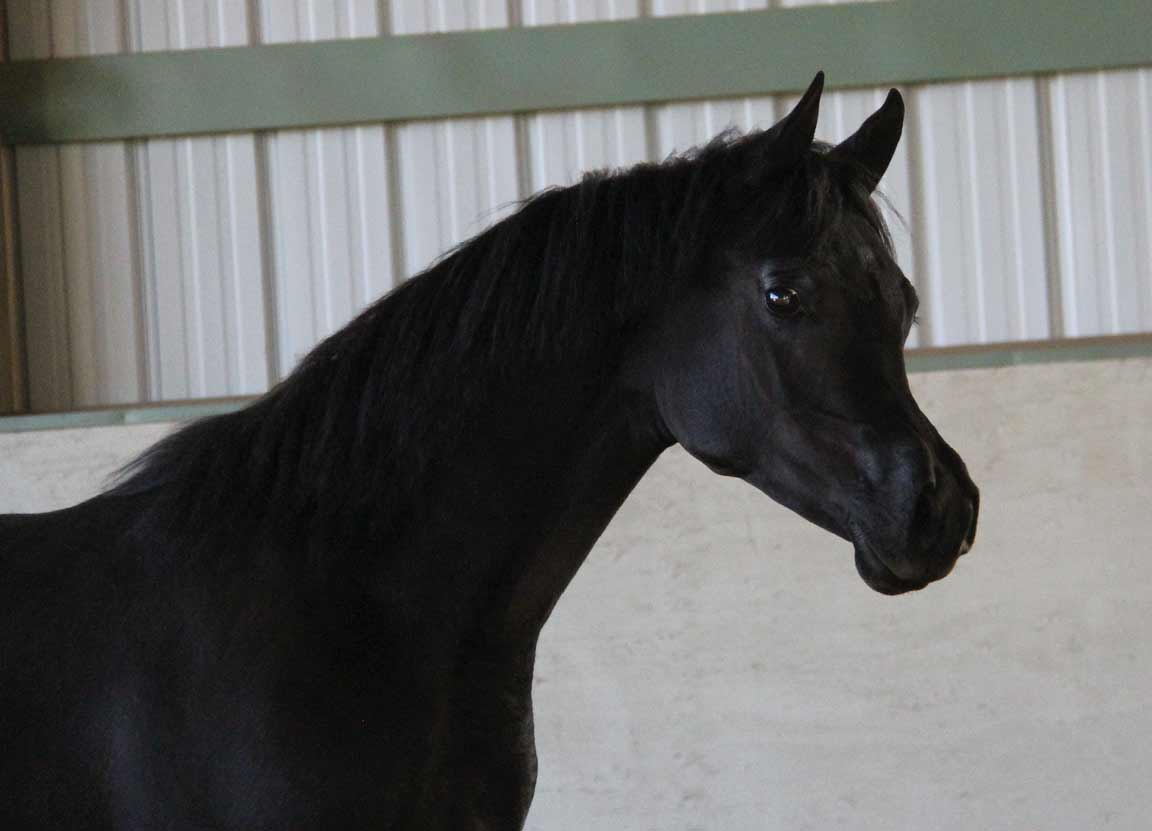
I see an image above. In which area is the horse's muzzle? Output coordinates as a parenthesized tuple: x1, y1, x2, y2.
(855, 468, 979, 595)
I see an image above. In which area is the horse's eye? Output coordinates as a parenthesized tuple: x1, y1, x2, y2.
(765, 287, 802, 318)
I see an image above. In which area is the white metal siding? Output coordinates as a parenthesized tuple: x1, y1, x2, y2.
(1048, 68, 1152, 337)
(10, 0, 143, 409)
(9, 1, 1152, 408)
(259, 0, 400, 375)
(391, 0, 523, 301)
(520, 1, 649, 191)
(912, 79, 1051, 345)
(129, 1, 269, 400)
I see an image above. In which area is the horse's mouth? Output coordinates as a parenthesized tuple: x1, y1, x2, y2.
(853, 544, 933, 595)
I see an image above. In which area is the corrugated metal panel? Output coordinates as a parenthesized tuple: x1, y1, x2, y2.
(390, 1, 522, 284)
(10, 0, 143, 410)
(7, 2, 1152, 409)
(519, 1, 648, 191)
(912, 79, 1051, 345)
(1047, 68, 1152, 337)
(259, 0, 399, 376)
(128, 1, 270, 399)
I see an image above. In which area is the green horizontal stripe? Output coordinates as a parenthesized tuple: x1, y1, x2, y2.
(904, 335, 1152, 373)
(1, 0, 1150, 144)
(2, 336, 1149, 433)
(0, 400, 247, 434)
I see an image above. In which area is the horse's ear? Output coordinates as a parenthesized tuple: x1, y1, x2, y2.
(830, 88, 904, 192)
(770, 71, 825, 162)
(733, 71, 824, 176)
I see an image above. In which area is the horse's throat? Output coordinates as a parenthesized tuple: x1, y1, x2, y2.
(487, 393, 665, 639)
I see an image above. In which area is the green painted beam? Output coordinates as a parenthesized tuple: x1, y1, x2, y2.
(1, 0, 1150, 144)
(904, 334, 1152, 373)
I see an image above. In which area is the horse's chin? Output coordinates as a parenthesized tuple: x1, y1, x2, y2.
(853, 544, 932, 596)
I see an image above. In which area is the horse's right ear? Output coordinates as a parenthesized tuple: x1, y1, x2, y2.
(828, 88, 904, 192)
(733, 71, 824, 176)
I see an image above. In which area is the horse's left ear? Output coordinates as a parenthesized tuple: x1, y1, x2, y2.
(730, 71, 824, 179)
(769, 71, 825, 163)
(830, 88, 904, 192)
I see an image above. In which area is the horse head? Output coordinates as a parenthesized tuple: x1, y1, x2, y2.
(632, 73, 979, 594)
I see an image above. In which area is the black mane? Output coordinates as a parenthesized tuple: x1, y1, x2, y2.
(110, 130, 893, 537)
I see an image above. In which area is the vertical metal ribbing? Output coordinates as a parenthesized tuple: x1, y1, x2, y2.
(1034, 78, 1065, 339)
(248, 0, 283, 385)
(7, 2, 1152, 412)
(902, 86, 934, 348)
(639, 0, 661, 165)
(378, 0, 410, 289)
(0, 146, 27, 414)
(505, 0, 533, 203)
(121, 0, 154, 403)
(122, 142, 152, 403)
(0, 2, 28, 413)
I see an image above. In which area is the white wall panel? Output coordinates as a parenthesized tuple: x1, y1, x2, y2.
(128, 1, 270, 400)
(10, 0, 143, 409)
(391, 1, 522, 281)
(913, 79, 1050, 345)
(259, 0, 399, 375)
(1048, 69, 1152, 337)
(520, 1, 648, 191)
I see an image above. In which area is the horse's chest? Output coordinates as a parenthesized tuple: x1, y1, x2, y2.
(296, 645, 540, 830)
(416, 657, 540, 830)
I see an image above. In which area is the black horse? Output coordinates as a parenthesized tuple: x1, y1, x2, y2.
(0, 74, 977, 830)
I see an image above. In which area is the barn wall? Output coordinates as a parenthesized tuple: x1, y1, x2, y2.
(6, 1, 1152, 409)
(2, 355, 1150, 831)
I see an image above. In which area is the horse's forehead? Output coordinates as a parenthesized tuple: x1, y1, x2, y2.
(820, 229, 894, 284)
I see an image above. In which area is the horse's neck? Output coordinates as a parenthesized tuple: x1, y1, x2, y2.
(402, 371, 667, 646)
(501, 384, 666, 636)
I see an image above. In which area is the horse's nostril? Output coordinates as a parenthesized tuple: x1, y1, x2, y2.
(963, 499, 978, 548)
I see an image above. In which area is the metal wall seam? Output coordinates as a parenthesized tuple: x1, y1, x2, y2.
(390, 1, 522, 285)
(128, 0, 270, 401)
(9, 0, 144, 409)
(1047, 68, 1152, 337)
(258, 0, 398, 379)
(0, 2, 27, 414)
